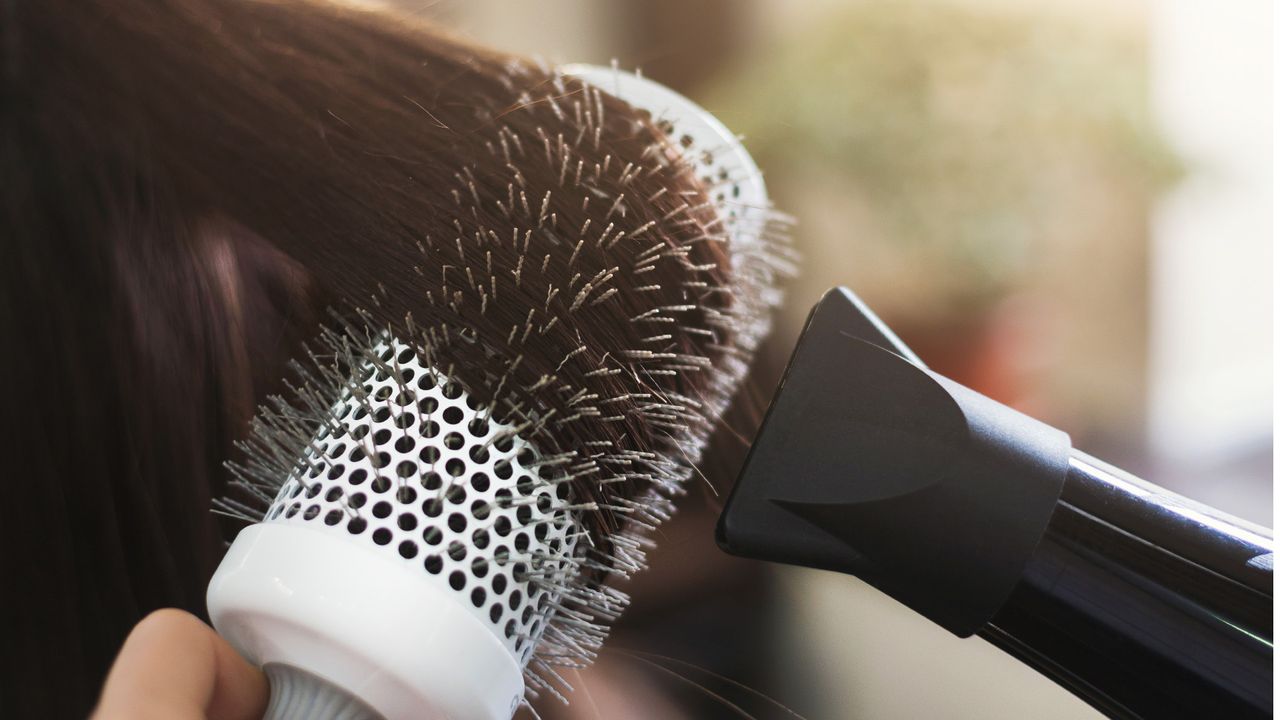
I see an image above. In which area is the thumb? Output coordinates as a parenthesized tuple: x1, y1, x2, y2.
(93, 609, 268, 720)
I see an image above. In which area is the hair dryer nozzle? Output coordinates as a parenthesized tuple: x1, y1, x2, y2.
(717, 287, 1071, 636)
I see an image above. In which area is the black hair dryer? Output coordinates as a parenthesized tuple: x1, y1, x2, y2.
(718, 287, 1273, 719)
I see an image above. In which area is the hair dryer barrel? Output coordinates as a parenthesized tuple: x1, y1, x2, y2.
(717, 287, 1273, 719)
(984, 450, 1271, 718)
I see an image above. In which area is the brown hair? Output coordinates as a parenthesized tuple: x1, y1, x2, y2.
(2, 0, 785, 715)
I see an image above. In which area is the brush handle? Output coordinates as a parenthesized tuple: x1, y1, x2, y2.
(263, 666, 381, 720)
(981, 451, 1273, 719)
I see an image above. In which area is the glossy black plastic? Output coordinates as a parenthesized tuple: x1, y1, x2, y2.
(982, 452, 1273, 718)
(718, 287, 1274, 719)
(718, 287, 1073, 635)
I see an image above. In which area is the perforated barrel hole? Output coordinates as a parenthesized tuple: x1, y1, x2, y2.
(494, 516, 512, 536)
(447, 541, 467, 561)
(445, 485, 467, 504)
(516, 475, 535, 496)
(448, 513, 467, 533)
(494, 489, 513, 509)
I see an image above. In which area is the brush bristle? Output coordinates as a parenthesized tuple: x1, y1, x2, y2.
(217, 63, 793, 707)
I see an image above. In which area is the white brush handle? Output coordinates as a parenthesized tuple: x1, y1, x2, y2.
(263, 665, 381, 720)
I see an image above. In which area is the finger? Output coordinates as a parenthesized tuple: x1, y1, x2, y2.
(93, 608, 268, 720)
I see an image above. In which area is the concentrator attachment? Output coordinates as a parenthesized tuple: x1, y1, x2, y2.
(717, 286, 1070, 636)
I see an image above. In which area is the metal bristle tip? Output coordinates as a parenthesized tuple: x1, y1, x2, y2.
(209, 63, 792, 720)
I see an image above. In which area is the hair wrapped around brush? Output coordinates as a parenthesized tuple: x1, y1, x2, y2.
(3, 0, 790, 715)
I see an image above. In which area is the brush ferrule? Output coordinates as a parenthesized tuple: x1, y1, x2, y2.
(210, 523, 523, 720)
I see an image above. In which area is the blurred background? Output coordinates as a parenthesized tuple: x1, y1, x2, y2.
(398, 0, 1272, 717)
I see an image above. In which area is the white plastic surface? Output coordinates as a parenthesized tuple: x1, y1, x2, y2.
(208, 523, 524, 720)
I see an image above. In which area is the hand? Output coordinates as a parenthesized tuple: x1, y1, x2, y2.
(93, 609, 268, 720)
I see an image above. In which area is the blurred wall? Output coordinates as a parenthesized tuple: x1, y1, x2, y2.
(1148, 0, 1273, 524)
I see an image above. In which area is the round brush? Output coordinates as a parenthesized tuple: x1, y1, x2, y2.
(207, 65, 790, 720)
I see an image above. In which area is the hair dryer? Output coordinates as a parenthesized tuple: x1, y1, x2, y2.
(718, 287, 1273, 719)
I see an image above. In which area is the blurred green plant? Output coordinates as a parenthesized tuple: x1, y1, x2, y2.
(708, 0, 1181, 314)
